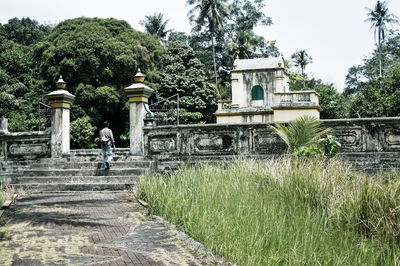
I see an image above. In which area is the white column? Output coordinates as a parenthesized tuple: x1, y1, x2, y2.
(124, 70, 154, 156)
(50, 107, 71, 157)
(129, 102, 146, 155)
(47, 89, 75, 158)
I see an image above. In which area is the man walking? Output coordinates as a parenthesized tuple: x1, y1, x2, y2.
(99, 121, 115, 170)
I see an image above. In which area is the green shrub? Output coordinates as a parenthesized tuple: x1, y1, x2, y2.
(293, 143, 323, 157)
(271, 115, 330, 153)
(271, 116, 341, 159)
(70, 116, 96, 149)
(318, 134, 341, 158)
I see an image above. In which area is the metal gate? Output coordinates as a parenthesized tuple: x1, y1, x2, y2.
(148, 94, 180, 126)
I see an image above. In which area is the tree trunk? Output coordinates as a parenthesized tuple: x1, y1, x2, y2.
(211, 34, 218, 94)
(379, 45, 383, 77)
(378, 32, 382, 77)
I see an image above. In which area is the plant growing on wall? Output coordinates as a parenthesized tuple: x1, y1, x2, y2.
(271, 115, 340, 158)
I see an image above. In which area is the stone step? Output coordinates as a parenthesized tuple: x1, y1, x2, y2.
(0, 155, 149, 166)
(63, 156, 151, 163)
(25, 161, 154, 170)
(20, 168, 147, 177)
(15, 175, 136, 184)
(11, 183, 132, 191)
(69, 149, 132, 156)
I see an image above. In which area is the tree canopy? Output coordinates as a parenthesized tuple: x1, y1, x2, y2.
(154, 40, 217, 123)
(344, 30, 400, 118)
(35, 17, 164, 90)
(2, 0, 400, 149)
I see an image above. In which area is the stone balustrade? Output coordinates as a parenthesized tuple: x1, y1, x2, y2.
(274, 91, 319, 106)
(0, 130, 51, 160)
(143, 118, 400, 171)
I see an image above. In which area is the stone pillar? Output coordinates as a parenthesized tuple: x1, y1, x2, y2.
(47, 76, 75, 157)
(124, 69, 154, 156)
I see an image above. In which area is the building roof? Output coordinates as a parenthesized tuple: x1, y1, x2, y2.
(232, 57, 285, 72)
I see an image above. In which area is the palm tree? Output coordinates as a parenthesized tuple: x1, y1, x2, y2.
(365, 1, 398, 76)
(228, 30, 261, 59)
(140, 13, 172, 42)
(271, 115, 330, 154)
(187, 0, 229, 89)
(291, 50, 313, 77)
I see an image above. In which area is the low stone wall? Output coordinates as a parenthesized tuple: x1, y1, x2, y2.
(144, 117, 400, 171)
(323, 117, 400, 152)
(144, 123, 285, 157)
(0, 130, 51, 160)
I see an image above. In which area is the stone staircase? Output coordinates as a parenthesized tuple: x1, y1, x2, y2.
(0, 149, 155, 191)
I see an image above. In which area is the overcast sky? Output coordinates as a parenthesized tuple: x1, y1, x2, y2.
(1, 0, 399, 91)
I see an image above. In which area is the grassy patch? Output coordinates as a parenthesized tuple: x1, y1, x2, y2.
(136, 158, 400, 265)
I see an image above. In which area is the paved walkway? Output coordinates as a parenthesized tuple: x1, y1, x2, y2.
(0, 192, 217, 265)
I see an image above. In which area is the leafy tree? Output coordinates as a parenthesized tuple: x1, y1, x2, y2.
(289, 73, 348, 119)
(0, 89, 16, 118)
(140, 13, 172, 42)
(0, 34, 47, 130)
(226, 0, 275, 59)
(226, 29, 275, 60)
(168, 31, 191, 45)
(291, 50, 313, 77)
(344, 30, 400, 98)
(314, 83, 349, 119)
(222, 0, 277, 65)
(155, 40, 217, 123)
(344, 66, 365, 96)
(349, 60, 400, 118)
(230, 0, 272, 32)
(73, 84, 122, 126)
(35, 17, 164, 90)
(186, 0, 278, 99)
(365, 0, 398, 76)
(349, 83, 390, 117)
(187, 0, 230, 88)
(345, 30, 400, 118)
(0, 17, 51, 46)
(0, 36, 36, 85)
(32, 17, 164, 143)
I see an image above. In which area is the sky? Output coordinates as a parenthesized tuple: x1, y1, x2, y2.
(1, 0, 400, 91)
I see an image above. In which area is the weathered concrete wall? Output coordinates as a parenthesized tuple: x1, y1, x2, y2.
(144, 123, 286, 157)
(0, 130, 51, 161)
(324, 117, 400, 153)
(144, 117, 400, 171)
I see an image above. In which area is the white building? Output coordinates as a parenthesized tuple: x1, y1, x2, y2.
(215, 57, 320, 123)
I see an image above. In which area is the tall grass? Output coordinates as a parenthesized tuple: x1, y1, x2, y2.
(136, 158, 400, 265)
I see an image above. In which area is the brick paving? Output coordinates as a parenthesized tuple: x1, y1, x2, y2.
(0, 192, 217, 265)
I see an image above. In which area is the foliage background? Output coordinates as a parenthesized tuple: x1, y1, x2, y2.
(0, 1, 399, 148)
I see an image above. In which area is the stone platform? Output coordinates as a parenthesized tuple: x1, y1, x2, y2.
(0, 192, 218, 265)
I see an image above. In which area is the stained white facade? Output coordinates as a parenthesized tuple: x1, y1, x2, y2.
(215, 57, 320, 123)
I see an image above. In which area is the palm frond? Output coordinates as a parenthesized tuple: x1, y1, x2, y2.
(271, 115, 330, 152)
